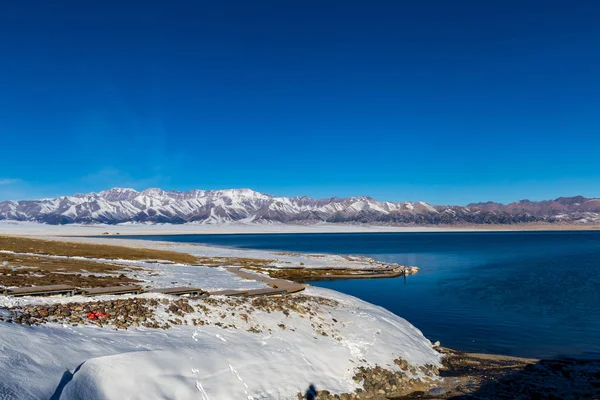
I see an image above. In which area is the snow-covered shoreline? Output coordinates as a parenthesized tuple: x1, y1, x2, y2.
(1, 220, 596, 238)
(43, 235, 413, 271)
(0, 224, 446, 399)
(16, 224, 599, 398)
(0, 220, 487, 236)
(0, 287, 442, 399)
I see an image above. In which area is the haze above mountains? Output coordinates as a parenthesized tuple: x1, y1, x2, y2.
(0, 188, 599, 226)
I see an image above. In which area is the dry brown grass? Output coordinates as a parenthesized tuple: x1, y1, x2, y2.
(244, 266, 397, 282)
(195, 256, 274, 267)
(0, 236, 197, 264)
(0, 252, 140, 288)
(273, 252, 328, 258)
(0, 235, 196, 288)
(0, 269, 137, 288)
(0, 252, 123, 273)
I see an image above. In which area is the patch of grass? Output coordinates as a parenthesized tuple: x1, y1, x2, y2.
(0, 252, 140, 287)
(0, 252, 124, 273)
(244, 266, 391, 282)
(195, 256, 274, 267)
(0, 269, 138, 288)
(274, 252, 328, 258)
(0, 236, 197, 264)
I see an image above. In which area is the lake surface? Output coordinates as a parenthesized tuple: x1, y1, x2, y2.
(118, 231, 600, 359)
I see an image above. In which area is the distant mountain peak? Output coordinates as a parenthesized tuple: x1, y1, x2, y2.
(0, 188, 598, 225)
(97, 188, 140, 201)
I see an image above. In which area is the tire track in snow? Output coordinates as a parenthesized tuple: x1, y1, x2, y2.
(228, 364, 254, 400)
(191, 369, 210, 400)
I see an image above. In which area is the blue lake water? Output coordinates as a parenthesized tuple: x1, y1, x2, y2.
(118, 231, 600, 359)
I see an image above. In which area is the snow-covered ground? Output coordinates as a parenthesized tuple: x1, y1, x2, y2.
(122, 260, 270, 291)
(0, 223, 444, 399)
(0, 287, 441, 400)
(48, 235, 408, 272)
(0, 220, 489, 236)
(0, 250, 269, 291)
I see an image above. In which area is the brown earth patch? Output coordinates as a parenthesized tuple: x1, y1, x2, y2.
(0, 252, 140, 288)
(0, 269, 137, 288)
(274, 252, 328, 258)
(194, 256, 274, 266)
(244, 266, 403, 282)
(0, 252, 125, 273)
(312, 358, 439, 400)
(391, 347, 600, 399)
(303, 347, 600, 399)
(0, 236, 197, 264)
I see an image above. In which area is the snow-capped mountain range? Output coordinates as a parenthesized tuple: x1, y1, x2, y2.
(0, 188, 599, 225)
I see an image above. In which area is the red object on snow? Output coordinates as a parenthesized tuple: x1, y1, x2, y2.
(87, 311, 110, 320)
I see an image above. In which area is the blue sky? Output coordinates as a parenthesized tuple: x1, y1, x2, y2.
(0, 1, 599, 205)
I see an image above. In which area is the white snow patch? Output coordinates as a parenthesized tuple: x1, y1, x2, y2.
(0, 287, 441, 400)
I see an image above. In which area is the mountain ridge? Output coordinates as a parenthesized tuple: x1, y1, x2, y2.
(1, 188, 599, 225)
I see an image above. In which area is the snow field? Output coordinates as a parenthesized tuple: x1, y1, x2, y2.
(0, 287, 441, 400)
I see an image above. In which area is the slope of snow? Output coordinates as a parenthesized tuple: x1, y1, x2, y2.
(0, 222, 445, 399)
(0, 287, 441, 400)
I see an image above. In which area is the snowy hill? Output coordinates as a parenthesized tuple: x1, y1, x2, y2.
(0, 286, 442, 399)
(0, 188, 599, 225)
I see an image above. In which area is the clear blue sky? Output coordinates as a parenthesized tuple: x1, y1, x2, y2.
(1, 1, 599, 205)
